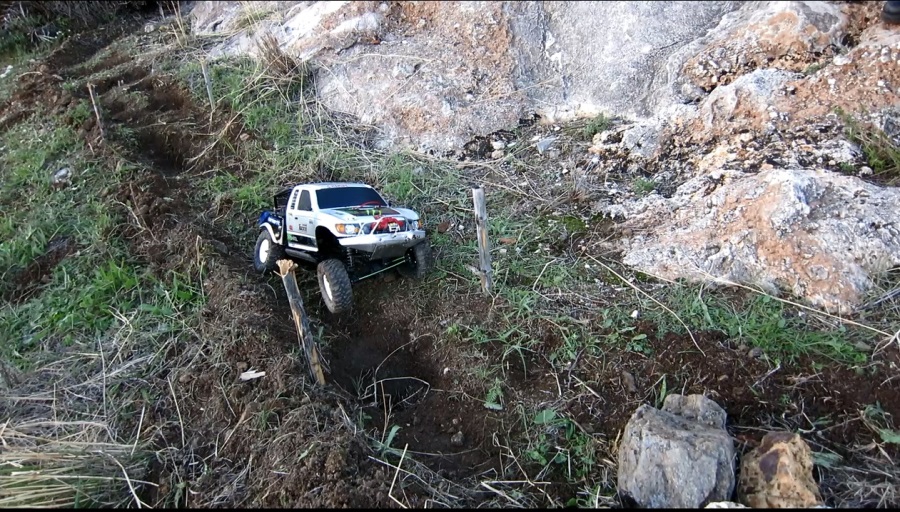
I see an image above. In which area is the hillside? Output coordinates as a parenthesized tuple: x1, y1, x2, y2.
(1, 1, 898, 508)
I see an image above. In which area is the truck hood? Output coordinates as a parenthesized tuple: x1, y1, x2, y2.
(319, 206, 419, 223)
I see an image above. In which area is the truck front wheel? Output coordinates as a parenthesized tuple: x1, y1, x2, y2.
(317, 259, 353, 314)
(398, 240, 434, 279)
(254, 230, 284, 273)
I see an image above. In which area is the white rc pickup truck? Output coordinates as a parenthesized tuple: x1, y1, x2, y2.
(254, 182, 434, 314)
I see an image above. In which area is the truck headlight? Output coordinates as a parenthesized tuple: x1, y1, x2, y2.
(336, 224, 361, 235)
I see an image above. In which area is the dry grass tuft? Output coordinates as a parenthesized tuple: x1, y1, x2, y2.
(0, 420, 153, 508)
(256, 31, 307, 81)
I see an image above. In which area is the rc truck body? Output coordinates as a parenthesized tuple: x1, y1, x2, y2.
(254, 182, 433, 314)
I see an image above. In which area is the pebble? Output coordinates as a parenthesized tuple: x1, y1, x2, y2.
(860, 166, 873, 176)
(490, 149, 504, 159)
(748, 347, 764, 359)
(832, 55, 851, 66)
(450, 431, 465, 447)
(52, 167, 71, 185)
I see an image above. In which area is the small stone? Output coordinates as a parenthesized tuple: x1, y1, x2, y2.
(535, 137, 556, 154)
(748, 347, 764, 359)
(490, 149, 504, 159)
(737, 343, 748, 353)
(236, 362, 249, 372)
(491, 140, 506, 150)
(860, 166, 873, 176)
(51, 167, 71, 186)
(832, 55, 850, 66)
(853, 341, 872, 352)
(621, 370, 638, 393)
(143, 23, 156, 33)
(239, 133, 250, 141)
(827, 78, 836, 86)
(450, 431, 465, 447)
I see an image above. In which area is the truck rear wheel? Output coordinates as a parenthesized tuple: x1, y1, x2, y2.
(317, 259, 353, 314)
(254, 230, 284, 273)
(398, 240, 434, 279)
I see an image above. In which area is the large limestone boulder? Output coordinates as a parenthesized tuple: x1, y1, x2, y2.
(608, 168, 900, 314)
(618, 394, 736, 508)
(738, 432, 824, 508)
(188, 1, 756, 151)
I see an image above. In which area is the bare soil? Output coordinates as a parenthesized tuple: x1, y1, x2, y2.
(3, 12, 899, 509)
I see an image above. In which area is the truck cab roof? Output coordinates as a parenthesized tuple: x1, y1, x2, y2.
(274, 182, 373, 198)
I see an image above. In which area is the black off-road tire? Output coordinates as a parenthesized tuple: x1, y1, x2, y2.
(317, 259, 353, 314)
(398, 240, 434, 279)
(254, 230, 284, 273)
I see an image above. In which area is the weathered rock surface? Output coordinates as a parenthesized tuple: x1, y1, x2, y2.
(607, 168, 900, 314)
(738, 432, 824, 508)
(681, 1, 847, 91)
(618, 394, 735, 508)
(189, 1, 751, 151)
(705, 502, 749, 509)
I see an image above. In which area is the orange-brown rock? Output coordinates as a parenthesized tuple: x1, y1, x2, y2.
(737, 432, 824, 508)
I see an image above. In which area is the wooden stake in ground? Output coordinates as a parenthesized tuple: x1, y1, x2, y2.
(472, 186, 493, 295)
(277, 259, 326, 386)
(200, 58, 215, 116)
(87, 82, 104, 141)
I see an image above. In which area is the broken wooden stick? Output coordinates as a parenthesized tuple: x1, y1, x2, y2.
(87, 82, 104, 140)
(200, 58, 215, 118)
(277, 259, 326, 386)
(472, 186, 493, 295)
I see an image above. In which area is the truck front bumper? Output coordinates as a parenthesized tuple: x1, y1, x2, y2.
(338, 229, 427, 260)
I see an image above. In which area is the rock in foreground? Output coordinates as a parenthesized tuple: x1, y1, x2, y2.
(738, 432, 824, 508)
(618, 394, 735, 508)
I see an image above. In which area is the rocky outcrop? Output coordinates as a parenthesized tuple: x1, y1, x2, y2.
(738, 432, 824, 508)
(606, 167, 900, 314)
(617, 394, 735, 508)
(188, 1, 750, 151)
(681, 1, 847, 92)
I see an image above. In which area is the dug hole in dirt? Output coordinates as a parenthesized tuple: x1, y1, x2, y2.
(3, 8, 900, 509)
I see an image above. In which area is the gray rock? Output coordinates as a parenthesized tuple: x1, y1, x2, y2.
(705, 502, 748, 509)
(51, 167, 72, 186)
(621, 123, 662, 159)
(535, 137, 557, 154)
(618, 397, 736, 508)
(662, 394, 727, 429)
(613, 168, 900, 314)
(450, 431, 465, 447)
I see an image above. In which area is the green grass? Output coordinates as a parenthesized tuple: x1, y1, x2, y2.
(632, 177, 656, 196)
(803, 62, 824, 76)
(645, 283, 868, 365)
(0, 111, 207, 367)
(836, 107, 900, 184)
(582, 114, 612, 141)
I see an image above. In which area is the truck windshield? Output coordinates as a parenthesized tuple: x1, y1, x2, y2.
(316, 187, 387, 209)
